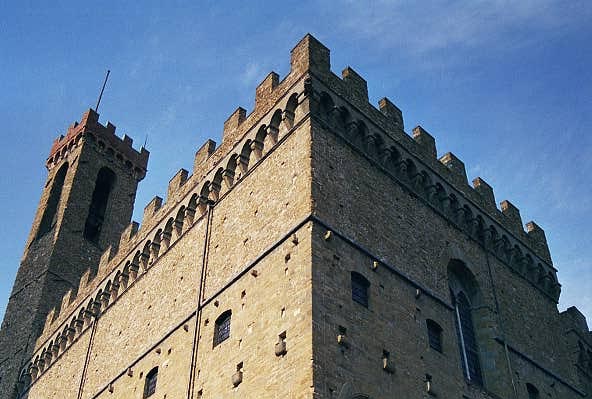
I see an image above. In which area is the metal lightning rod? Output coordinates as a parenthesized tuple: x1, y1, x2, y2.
(95, 70, 111, 112)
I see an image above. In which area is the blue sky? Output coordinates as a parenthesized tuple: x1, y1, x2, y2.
(1, 1, 590, 324)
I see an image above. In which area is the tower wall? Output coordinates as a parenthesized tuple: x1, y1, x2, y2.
(0, 110, 147, 398)
(18, 52, 315, 398)
(307, 68, 587, 397)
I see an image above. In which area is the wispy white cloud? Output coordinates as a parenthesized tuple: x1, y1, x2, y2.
(240, 61, 264, 87)
(331, 0, 591, 66)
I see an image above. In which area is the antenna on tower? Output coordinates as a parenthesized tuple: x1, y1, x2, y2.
(95, 70, 111, 113)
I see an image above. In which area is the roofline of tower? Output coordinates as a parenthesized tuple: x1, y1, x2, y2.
(46, 108, 149, 175)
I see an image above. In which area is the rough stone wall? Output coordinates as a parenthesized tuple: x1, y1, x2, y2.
(0, 125, 145, 399)
(3, 34, 590, 399)
(79, 220, 205, 398)
(26, 330, 91, 399)
(205, 118, 313, 299)
(311, 222, 471, 398)
(195, 222, 313, 398)
(309, 95, 587, 397)
(18, 78, 314, 398)
(93, 325, 192, 399)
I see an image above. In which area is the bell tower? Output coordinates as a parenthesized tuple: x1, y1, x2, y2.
(0, 109, 149, 398)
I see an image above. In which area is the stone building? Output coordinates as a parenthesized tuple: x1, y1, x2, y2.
(0, 34, 590, 399)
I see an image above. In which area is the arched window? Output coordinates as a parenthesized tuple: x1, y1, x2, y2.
(84, 167, 116, 243)
(351, 272, 370, 308)
(453, 291, 482, 385)
(448, 259, 484, 386)
(526, 383, 539, 399)
(37, 162, 68, 239)
(426, 319, 443, 353)
(213, 310, 231, 347)
(143, 367, 158, 398)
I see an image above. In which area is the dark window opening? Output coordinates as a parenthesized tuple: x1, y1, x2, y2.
(351, 272, 370, 307)
(213, 310, 231, 347)
(526, 383, 539, 399)
(143, 367, 158, 398)
(84, 167, 116, 243)
(454, 292, 483, 386)
(426, 319, 443, 353)
(37, 163, 68, 239)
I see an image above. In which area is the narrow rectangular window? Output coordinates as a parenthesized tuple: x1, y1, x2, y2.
(144, 367, 158, 398)
(351, 272, 370, 307)
(426, 319, 443, 353)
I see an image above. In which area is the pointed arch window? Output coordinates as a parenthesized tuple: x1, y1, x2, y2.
(37, 162, 68, 239)
(143, 367, 158, 398)
(213, 310, 231, 347)
(84, 167, 116, 243)
(453, 291, 483, 385)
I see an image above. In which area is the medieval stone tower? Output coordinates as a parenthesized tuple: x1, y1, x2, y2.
(1, 35, 590, 399)
(0, 110, 148, 398)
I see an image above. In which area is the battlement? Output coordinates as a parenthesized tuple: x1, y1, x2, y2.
(287, 35, 558, 272)
(21, 34, 571, 389)
(27, 39, 311, 365)
(46, 108, 149, 179)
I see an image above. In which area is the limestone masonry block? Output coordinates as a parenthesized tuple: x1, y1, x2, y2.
(119, 221, 139, 248)
(168, 168, 189, 200)
(561, 306, 589, 333)
(143, 196, 163, 224)
(194, 139, 217, 173)
(380, 97, 404, 131)
(439, 152, 467, 184)
(526, 221, 551, 263)
(222, 108, 246, 146)
(472, 177, 496, 207)
(97, 245, 113, 277)
(501, 200, 524, 232)
(412, 126, 436, 158)
(255, 72, 280, 108)
(290, 33, 330, 76)
(342, 67, 368, 102)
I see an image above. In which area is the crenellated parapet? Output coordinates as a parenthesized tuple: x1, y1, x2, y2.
(19, 33, 563, 389)
(560, 306, 592, 380)
(299, 44, 559, 301)
(46, 108, 149, 180)
(22, 39, 316, 385)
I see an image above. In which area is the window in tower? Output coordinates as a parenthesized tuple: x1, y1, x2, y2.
(143, 367, 158, 398)
(351, 272, 370, 307)
(84, 167, 116, 244)
(426, 319, 443, 353)
(213, 310, 231, 347)
(448, 259, 485, 387)
(453, 291, 483, 386)
(36, 162, 68, 239)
